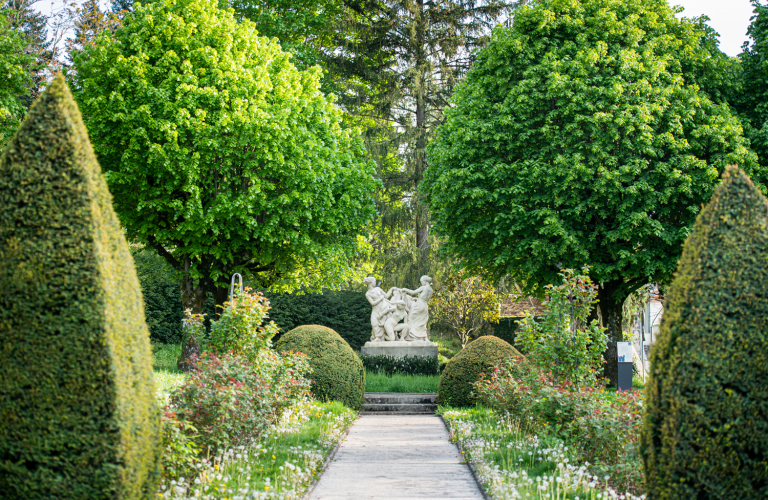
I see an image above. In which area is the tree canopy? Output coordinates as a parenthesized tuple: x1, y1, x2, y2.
(0, 9, 33, 147)
(71, 0, 378, 309)
(738, 0, 768, 164)
(423, 0, 765, 383)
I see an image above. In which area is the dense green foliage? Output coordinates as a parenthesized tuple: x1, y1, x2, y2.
(267, 289, 370, 350)
(492, 318, 520, 348)
(641, 166, 768, 498)
(437, 336, 521, 407)
(169, 350, 311, 454)
(516, 268, 607, 387)
(275, 325, 365, 410)
(423, 0, 766, 383)
(132, 246, 184, 344)
(361, 354, 439, 376)
(206, 288, 279, 358)
(739, 0, 768, 164)
(0, 75, 160, 499)
(71, 0, 377, 307)
(0, 9, 34, 147)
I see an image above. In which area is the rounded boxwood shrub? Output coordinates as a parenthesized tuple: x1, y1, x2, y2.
(640, 166, 768, 498)
(438, 335, 522, 407)
(275, 325, 365, 410)
(0, 75, 160, 499)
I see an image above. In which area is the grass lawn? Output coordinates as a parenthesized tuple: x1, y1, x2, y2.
(152, 342, 186, 399)
(365, 371, 440, 393)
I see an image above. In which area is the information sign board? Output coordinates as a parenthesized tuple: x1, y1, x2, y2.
(617, 342, 633, 363)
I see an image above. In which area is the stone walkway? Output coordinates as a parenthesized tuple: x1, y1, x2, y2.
(308, 415, 484, 500)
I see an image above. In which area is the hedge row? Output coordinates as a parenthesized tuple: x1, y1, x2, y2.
(360, 354, 440, 376)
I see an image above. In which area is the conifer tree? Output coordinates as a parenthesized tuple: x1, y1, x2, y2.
(0, 74, 160, 499)
(640, 166, 768, 498)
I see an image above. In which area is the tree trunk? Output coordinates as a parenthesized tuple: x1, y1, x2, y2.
(177, 257, 207, 372)
(414, 0, 429, 258)
(597, 280, 625, 387)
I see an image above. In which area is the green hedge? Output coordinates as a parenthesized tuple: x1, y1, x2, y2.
(437, 335, 522, 407)
(492, 318, 520, 348)
(266, 290, 370, 350)
(0, 75, 161, 499)
(132, 247, 184, 344)
(275, 325, 365, 410)
(641, 167, 768, 498)
(361, 354, 439, 375)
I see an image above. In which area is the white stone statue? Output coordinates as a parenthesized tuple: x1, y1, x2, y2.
(399, 275, 433, 341)
(363, 275, 433, 343)
(364, 277, 394, 342)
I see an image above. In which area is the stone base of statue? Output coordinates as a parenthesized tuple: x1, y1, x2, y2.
(360, 340, 438, 359)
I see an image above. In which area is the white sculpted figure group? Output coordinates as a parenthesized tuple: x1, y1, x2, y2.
(363, 275, 433, 342)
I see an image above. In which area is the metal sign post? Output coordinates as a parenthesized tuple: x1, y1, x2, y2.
(617, 341, 634, 391)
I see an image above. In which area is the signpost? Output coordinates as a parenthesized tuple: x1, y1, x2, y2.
(617, 341, 634, 391)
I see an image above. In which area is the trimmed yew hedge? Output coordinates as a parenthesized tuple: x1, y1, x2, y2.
(275, 325, 365, 410)
(641, 166, 768, 498)
(438, 335, 522, 407)
(0, 75, 161, 499)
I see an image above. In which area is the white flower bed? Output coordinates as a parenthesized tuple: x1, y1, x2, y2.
(443, 410, 645, 500)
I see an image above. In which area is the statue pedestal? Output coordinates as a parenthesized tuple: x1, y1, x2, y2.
(360, 340, 438, 359)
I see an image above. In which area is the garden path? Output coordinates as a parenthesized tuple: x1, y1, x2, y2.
(307, 415, 484, 500)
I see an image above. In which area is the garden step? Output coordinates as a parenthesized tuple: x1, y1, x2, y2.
(360, 393, 437, 415)
(363, 392, 437, 405)
(360, 403, 437, 415)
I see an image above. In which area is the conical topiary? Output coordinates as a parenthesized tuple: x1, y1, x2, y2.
(640, 166, 768, 498)
(0, 75, 161, 499)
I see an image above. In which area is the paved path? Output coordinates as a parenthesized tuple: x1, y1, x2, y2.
(308, 415, 484, 500)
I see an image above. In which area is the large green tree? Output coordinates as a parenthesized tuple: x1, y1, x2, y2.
(0, 8, 33, 148)
(71, 0, 377, 311)
(423, 0, 765, 383)
(235, 0, 518, 286)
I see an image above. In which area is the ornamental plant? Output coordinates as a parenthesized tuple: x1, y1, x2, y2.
(516, 268, 608, 387)
(170, 350, 311, 454)
(431, 271, 504, 348)
(641, 166, 768, 498)
(0, 74, 160, 500)
(207, 287, 279, 359)
(475, 358, 644, 493)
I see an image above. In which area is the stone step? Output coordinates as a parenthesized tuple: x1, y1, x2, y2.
(364, 392, 437, 405)
(360, 403, 437, 415)
(361, 393, 438, 415)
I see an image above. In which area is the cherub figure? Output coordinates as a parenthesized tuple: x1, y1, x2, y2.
(378, 300, 410, 341)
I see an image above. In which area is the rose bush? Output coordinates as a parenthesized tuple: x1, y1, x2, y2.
(474, 358, 644, 493)
(169, 350, 311, 454)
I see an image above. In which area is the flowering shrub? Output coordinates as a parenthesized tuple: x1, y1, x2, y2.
(161, 410, 200, 481)
(170, 350, 311, 454)
(516, 267, 608, 387)
(474, 358, 645, 493)
(207, 287, 279, 358)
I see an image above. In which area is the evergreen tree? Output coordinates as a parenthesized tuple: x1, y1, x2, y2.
(66, 0, 120, 63)
(738, 0, 768, 164)
(2, 0, 50, 106)
(0, 74, 160, 500)
(641, 166, 768, 498)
